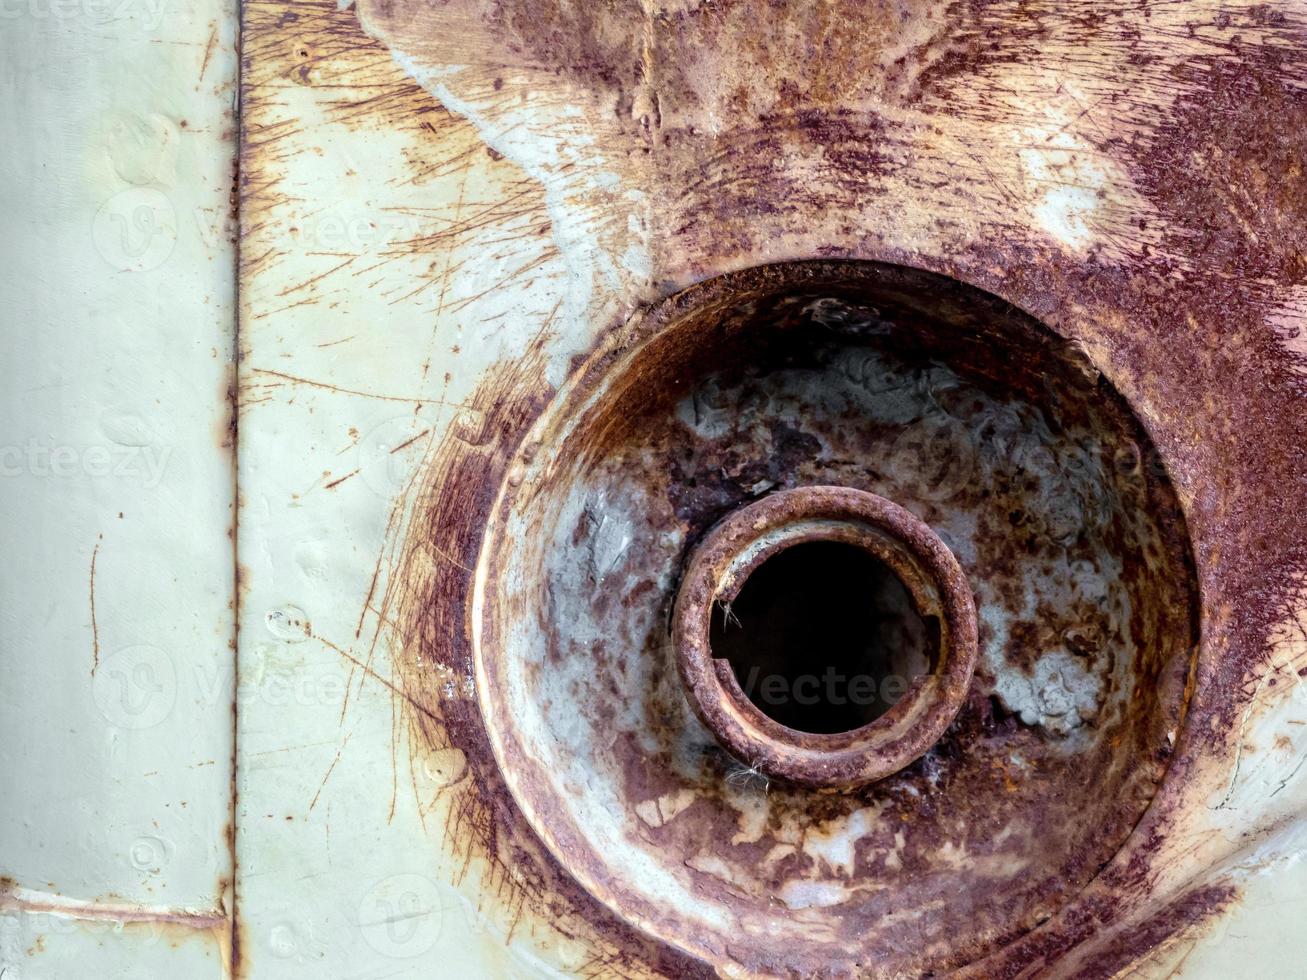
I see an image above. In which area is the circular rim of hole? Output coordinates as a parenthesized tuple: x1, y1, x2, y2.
(673, 485, 978, 789)
(709, 538, 939, 734)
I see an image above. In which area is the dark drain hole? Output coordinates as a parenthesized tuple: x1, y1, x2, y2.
(710, 541, 937, 734)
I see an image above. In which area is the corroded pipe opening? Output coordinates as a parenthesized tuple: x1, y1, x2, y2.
(473, 260, 1198, 974)
(710, 539, 936, 733)
(673, 486, 978, 790)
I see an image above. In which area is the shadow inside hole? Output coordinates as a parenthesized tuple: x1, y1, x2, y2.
(711, 541, 938, 734)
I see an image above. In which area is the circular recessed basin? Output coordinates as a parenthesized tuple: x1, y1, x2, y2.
(472, 260, 1197, 976)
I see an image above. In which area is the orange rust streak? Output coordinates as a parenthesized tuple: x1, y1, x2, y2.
(0, 889, 227, 931)
(89, 535, 102, 675)
(199, 25, 218, 82)
(323, 468, 359, 489)
(388, 428, 431, 455)
(312, 631, 439, 726)
(308, 730, 352, 813)
(248, 367, 455, 405)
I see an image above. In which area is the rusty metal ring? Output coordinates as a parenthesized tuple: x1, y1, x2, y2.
(673, 485, 978, 789)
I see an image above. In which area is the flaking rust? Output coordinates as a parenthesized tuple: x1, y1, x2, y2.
(671, 483, 980, 791)
(240, 0, 1307, 975)
(468, 261, 1198, 976)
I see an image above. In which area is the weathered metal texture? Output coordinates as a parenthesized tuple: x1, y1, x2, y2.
(672, 484, 978, 790)
(235, 0, 1307, 976)
(2, 0, 239, 972)
(471, 259, 1196, 975)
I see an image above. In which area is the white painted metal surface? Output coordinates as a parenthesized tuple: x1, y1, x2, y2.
(0, 0, 237, 972)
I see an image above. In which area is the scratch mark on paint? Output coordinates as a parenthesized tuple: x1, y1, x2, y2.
(389, 428, 430, 455)
(323, 468, 359, 490)
(313, 631, 438, 726)
(248, 367, 463, 406)
(90, 535, 102, 675)
(308, 729, 353, 812)
(199, 25, 218, 82)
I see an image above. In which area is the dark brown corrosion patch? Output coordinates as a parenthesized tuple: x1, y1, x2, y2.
(673, 485, 978, 789)
(473, 260, 1198, 975)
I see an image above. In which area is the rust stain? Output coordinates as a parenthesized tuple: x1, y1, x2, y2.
(372, 343, 703, 976)
(322, 468, 358, 490)
(199, 24, 218, 83)
(672, 484, 979, 790)
(244, 368, 443, 406)
(88, 534, 102, 675)
(388, 428, 430, 455)
(464, 261, 1201, 975)
(307, 728, 352, 813)
(0, 878, 229, 931)
(237, 0, 1307, 974)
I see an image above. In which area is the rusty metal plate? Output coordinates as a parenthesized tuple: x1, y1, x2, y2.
(234, 0, 1307, 975)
